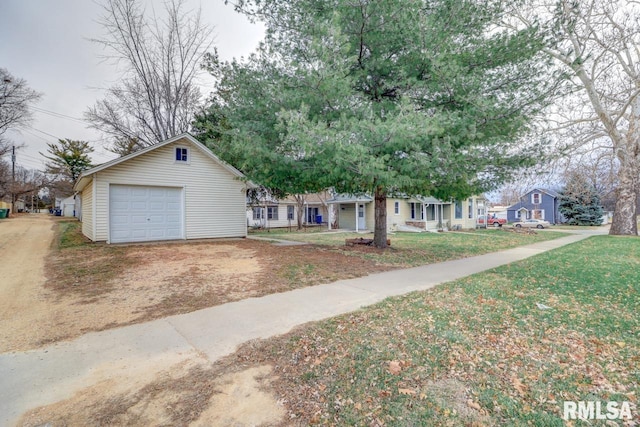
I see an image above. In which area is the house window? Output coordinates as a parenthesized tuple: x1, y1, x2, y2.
(175, 147, 189, 162)
(287, 205, 294, 220)
(532, 209, 544, 220)
(531, 193, 541, 204)
(410, 203, 416, 219)
(267, 206, 278, 220)
(394, 201, 400, 215)
(253, 207, 264, 220)
(454, 200, 462, 219)
(468, 199, 473, 219)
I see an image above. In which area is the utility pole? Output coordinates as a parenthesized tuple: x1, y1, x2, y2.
(11, 145, 15, 216)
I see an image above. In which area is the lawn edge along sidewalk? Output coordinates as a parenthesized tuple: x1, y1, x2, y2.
(0, 233, 590, 425)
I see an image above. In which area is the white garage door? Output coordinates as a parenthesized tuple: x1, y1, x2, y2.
(109, 185, 183, 243)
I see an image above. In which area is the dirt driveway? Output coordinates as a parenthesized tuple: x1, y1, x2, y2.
(3, 215, 389, 426)
(1, 215, 390, 353)
(0, 213, 56, 350)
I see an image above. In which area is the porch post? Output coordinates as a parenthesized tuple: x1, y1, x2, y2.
(355, 202, 358, 232)
(423, 203, 427, 231)
(328, 204, 332, 230)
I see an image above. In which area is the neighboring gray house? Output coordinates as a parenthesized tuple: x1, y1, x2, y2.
(73, 133, 252, 244)
(506, 188, 563, 224)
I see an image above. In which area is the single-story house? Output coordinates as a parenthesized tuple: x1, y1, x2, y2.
(55, 195, 77, 217)
(247, 192, 330, 228)
(327, 194, 486, 232)
(506, 188, 563, 224)
(73, 133, 252, 244)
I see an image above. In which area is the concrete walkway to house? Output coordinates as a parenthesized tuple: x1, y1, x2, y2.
(0, 231, 601, 425)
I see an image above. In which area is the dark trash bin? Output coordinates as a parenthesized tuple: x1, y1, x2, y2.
(0, 209, 7, 219)
(315, 215, 322, 224)
(55, 209, 62, 216)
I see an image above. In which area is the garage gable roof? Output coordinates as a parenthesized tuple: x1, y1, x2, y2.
(74, 133, 254, 192)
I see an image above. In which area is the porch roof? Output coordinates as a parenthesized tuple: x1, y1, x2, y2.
(326, 194, 373, 204)
(414, 196, 448, 205)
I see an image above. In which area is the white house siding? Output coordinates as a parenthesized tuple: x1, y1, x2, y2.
(92, 141, 246, 242)
(81, 183, 94, 241)
(248, 204, 295, 228)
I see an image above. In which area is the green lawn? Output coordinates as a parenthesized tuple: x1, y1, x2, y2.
(253, 228, 568, 268)
(242, 236, 639, 425)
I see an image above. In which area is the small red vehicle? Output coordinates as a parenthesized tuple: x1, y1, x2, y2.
(477, 215, 507, 227)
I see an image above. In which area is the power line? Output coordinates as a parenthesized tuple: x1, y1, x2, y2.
(26, 126, 61, 140)
(31, 106, 88, 124)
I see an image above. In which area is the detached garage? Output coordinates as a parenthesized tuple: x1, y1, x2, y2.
(74, 133, 251, 244)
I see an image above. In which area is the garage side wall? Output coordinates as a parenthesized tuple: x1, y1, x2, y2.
(93, 140, 247, 242)
(81, 183, 94, 241)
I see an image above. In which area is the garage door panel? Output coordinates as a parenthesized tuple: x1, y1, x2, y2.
(111, 201, 129, 210)
(111, 230, 130, 240)
(110, 186, 129, 197)
(109, 185, 184, 243)
(111, 215, 129, 225)
(132, 229, 148, 238)
(131, 201, 148, 210)
(147, 214, 165, 223)
(166, 214, 181, 223)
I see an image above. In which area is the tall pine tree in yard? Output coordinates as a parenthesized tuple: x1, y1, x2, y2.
(559, 172, 604, 225)
(203, 0, 559, 247)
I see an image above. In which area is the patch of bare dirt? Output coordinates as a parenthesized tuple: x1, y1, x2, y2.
(18, 349, 284, 427)
(2, 227, 391, 353)
(3, 219, 389, 426)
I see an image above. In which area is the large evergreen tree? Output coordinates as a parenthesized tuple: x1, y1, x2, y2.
(202, 0, 559, 247)
(42, 139, 94, 195)
(559, 172, 604, 226)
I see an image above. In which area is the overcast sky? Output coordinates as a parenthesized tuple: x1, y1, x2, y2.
(0, 0, 264, 170)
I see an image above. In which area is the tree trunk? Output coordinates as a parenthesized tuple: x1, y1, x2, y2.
(610, 97, 640, 236)
(295, 195, 305, 230)
(373, 186, 388, 249)
(609, 158, 638, 235)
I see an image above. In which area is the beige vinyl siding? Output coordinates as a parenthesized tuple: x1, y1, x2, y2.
(385, 199, 414, 230)
(81, 181, 94, 241)
(365, 203, 375, 231)
(444, 197, 478, 228)
(92, 140, 246, 242)
(450, 197, 478, 229)
(248, 204, 295, 228)
(339, 204, 356, 229)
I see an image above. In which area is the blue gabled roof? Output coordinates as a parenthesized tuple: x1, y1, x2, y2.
(506, 188, 560, 210)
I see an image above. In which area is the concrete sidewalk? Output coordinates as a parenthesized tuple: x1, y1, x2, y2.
(0, 233, 591, 425)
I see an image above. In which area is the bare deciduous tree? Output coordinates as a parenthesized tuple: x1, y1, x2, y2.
(0, 161, 45, 204)
(0, 68, 41, 154)
(510, 0, 640, 235)
(86, 0, 215, 151)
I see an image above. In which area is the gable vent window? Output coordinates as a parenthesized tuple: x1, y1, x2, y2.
(532, 193, 541, 204)
(175, 147, 189, 162)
